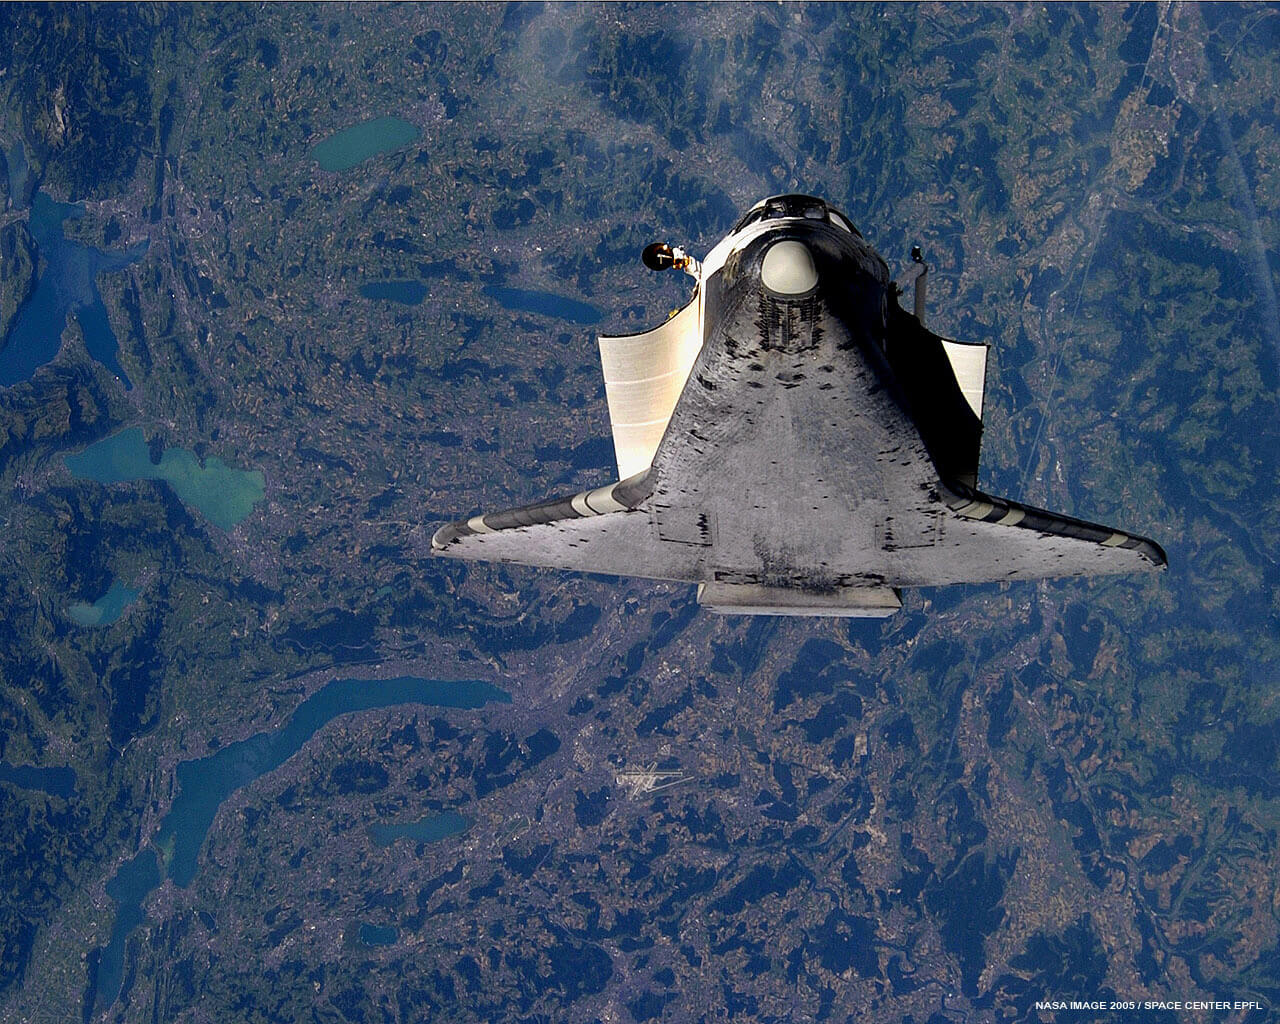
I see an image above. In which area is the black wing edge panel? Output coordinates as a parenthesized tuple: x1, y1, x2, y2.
(940, 479, 1168, 569)
(431, 470, 655, 553)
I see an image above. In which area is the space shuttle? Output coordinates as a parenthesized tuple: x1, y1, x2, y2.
(432, 194, 1165, 616)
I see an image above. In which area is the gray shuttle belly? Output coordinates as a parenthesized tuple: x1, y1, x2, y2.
(648, 224, 921, 594)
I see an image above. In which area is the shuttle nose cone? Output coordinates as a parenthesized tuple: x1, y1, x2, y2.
(760, 240, 818, 295)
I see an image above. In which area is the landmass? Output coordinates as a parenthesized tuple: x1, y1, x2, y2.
(0, 4, 1276, 1023)
(0, 221, 38, 345)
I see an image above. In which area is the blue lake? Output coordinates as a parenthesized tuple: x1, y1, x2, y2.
(67, 580, 140, 627)
(0, 191, 147, 388)
(310, 116, 421, 172)
(359, 280, 428, 305)
(92, 848, 160, 1016)
(369, 810, 469, 847)
(89, 675, 510, 1015)
(358, 923, 398, 947)
(0, 761, 76, 798)
(483, 284, 602, 325)
(64, 427, 265, 530)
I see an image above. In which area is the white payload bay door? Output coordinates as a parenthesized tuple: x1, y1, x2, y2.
(597, 290, 703, 479)
(940, 338, 988, 420)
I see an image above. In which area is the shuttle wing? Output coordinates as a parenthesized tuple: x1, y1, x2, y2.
(430, 460, 1165, 594)
(430, 471, 696, 583)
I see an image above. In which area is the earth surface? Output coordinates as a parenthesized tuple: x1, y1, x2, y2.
(0, 4, 1278, 1023)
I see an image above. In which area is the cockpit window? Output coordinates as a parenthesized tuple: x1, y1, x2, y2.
(732, 195, 862, 235)
(827, 208, 862, 237)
